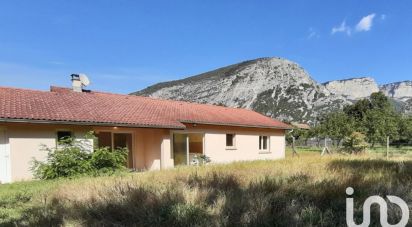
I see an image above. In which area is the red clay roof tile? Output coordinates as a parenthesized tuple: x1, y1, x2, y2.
(0, 86, 291, 129)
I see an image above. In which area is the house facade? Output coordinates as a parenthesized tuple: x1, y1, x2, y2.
(0, 80, 290, 183)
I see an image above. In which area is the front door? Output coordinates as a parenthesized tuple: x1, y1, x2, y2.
(0, 130, 10, 183)
(113, 133, 133, 169)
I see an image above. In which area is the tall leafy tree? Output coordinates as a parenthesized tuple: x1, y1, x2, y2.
(316, 111, 355, 145)
(366, 92, 400, 146)
(364, 109, 399, 146)
(398, 116, 412, 144)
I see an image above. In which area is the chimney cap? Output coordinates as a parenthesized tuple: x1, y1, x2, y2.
(71, 74, 81, 80)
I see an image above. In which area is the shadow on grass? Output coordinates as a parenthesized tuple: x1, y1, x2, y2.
(5, 159, 412, 226)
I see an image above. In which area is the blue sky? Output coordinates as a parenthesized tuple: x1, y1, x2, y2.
(0, 1, 411, 94)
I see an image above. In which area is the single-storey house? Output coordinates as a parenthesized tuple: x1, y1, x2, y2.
(0, 77, 291, 183)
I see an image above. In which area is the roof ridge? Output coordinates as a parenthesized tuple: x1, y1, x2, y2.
(0, 85, 291, 129)
(0, 86, 252, 112)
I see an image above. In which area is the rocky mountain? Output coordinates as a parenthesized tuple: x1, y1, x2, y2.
(322, 77, 379, 100)
(133, 57, 412, 123)
(380, 81, 412, 113)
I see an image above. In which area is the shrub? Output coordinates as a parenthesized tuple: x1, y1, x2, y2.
(342, 132, 369, 154)
(89, 147, 128, 175)
(32, 133, 127, 179)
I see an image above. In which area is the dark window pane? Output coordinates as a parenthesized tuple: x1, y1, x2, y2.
(226, 134, 234, 147)
(57, 131, 72, 143)
(262, 136, 268, 150)
(259, 136, 262, 150)
(97, 132, 112, 149)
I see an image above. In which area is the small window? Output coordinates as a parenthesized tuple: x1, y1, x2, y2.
(259, 136, 269, 151)
(96, 131, 113, 149)
(226, 134, 235, 148)
(57, 131, 72, 144)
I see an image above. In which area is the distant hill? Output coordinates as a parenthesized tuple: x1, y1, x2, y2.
(132, 57, 412, 123)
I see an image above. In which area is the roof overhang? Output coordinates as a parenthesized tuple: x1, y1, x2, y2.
(179, 120, 292, 130)
(0, 118, 185, 130)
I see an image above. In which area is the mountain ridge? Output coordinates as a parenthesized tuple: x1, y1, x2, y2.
(133, 57, 412, 123)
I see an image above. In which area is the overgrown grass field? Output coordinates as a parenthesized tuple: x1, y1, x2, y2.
(1, 151, 412, 226)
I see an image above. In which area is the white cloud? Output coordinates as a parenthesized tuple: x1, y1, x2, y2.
(356, 13, 376, 32)
(331, 21, 351, 36)
(307, 27, 319, 39)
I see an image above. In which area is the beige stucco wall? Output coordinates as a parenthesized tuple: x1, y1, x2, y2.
(88, 127, 173, 171)
(1, 122, 285, 182)
(3, 123, 173, 182)
(136, 128, 172, 170)
(0, 123, 93, 181)
(183, 124, 286, 163)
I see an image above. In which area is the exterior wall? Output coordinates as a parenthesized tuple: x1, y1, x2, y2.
(137, 128, 172, 170)
(2, 123, 173, 182)
(0, 123, 93, 182)
(87, 127, 173, 171)
(1, 122, 285, 183)
(182, 124, 286, 163)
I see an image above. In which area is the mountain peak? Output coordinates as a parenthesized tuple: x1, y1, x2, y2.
(133, 58, 411, 123)
(323, 77, 379, 100)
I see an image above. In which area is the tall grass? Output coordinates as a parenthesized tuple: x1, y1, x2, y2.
(1, 152, 412, 226)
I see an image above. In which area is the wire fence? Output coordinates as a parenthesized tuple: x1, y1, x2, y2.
(288, 137, 412, 158)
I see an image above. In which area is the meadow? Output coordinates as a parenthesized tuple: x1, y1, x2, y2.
(1, 150, 412, 226)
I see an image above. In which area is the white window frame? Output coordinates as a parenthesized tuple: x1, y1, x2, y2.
(225, 133, 236, 150)
(259, 135, 270, 153)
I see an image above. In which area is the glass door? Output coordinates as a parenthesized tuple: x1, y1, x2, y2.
(113, 133, 133, 168)
(173, 133, 188, 166)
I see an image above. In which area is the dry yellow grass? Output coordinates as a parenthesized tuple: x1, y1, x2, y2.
(1, 151, 412, 226)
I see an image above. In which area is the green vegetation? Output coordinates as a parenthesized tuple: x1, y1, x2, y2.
(1, 152, 412, 226)
(342, 132, 369, 154)
(32, 135, 128, 179)
(296, 92, 412, 150)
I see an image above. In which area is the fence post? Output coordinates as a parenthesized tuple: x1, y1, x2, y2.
(386, 136, 390, 159)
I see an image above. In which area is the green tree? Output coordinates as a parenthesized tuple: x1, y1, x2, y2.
(343, 99, 371, 122)
(316, 111, 355, 146)
(364, 109, 399, 146)
(398, 116, 412, 144)
(342, 132, 369, 154)
(370, 92, 392, 110)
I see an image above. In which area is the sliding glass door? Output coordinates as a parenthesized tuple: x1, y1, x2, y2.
(173, 133, 188, 166)
(173, 133, 204, 166)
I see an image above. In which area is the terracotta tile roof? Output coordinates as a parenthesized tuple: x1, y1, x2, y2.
(0, 86, 291, 129)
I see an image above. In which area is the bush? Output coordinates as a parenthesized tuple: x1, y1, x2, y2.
(89, 147, 128, 175)
(342, 132, 369, 154)
(32, 134, 127, 179)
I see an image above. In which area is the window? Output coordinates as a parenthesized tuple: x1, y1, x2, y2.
(96, 132, 134, 168)
(259, 136, 269, 151)
(226, 134, 235, 148)
(96, 132, 113, 149)
(57, 131, 72, 144)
